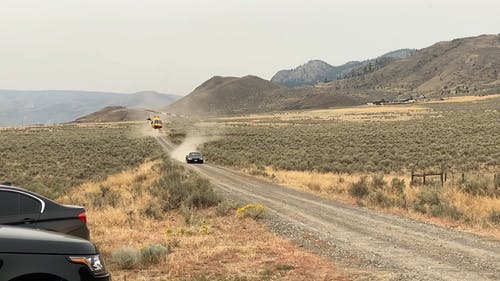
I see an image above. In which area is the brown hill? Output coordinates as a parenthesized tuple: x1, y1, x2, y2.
(166, 34, 500, 116)
(74, 106, 150, 123)
(328, 34, 500, 96)
(165, 75, 290, 116)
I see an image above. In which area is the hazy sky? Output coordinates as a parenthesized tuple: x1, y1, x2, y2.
(0, 0, 498, 95)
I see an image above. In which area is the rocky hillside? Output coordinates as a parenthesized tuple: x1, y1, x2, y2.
(271, 60, 360, 87)
(271, 49, 416, 88)
(326, 34, 500, 98)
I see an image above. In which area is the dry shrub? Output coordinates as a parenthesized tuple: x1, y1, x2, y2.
(307, 182, 321, 192)
(215, 200, 240, 216)
(112, 246, 140, 269)
(85, 185, 122, 209)
(413, 187, 462, 220)
(349, 176, 369, 198)
(370, 174, 386, 189)
(141, 244, 170, 265)
(236, 204, 265, 220)
(489, 210, 500, 225)
(367, 189, 396, 208)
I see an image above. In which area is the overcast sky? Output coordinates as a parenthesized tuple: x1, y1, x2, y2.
(0, 0, 498, 95)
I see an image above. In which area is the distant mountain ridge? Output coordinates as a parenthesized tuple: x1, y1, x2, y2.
(271, 49, 416, 88)
(0, 90, 180, 126)
(166, 34, 499, 116)
(325, 34, 500, 97)
(74, 106, 151, 123)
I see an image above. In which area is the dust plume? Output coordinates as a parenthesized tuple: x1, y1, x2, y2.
(170, 135, 217, 162)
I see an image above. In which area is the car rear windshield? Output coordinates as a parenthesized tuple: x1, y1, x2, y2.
(190, 153, 201, 156)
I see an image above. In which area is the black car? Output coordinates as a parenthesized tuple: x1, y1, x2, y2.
(0, 184, 90, 239)
(186, 152, 204, 164)
(0, 225, 110, 281)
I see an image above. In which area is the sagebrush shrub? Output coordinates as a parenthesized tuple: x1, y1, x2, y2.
(112, 246, 140, 269)
(367, 190, 395, 208)
(151, 161, 220, 211)
(215, 200, 239, 216)
(412, 187, 462, 220)
(391, 178, 405, 194)
(460, 176, 495, 197)
(141, 244, 170, 264)
(349, 177, 369, 198)
(371, 174, 386, 189)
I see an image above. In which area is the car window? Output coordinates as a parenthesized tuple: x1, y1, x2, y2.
(0, 191, 20, 216)
(20, 194, 41, 214)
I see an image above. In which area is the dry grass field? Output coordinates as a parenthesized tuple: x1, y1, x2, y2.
(1, 123, 347, 280)
(200, 95, 500, 234)
(0, 123, 162, 198)
(59, 159, 347, 281)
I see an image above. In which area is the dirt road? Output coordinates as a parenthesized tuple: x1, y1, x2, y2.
(156, 136, 500, 280)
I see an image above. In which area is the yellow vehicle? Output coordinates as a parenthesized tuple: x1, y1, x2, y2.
(147, 115, 163, 129)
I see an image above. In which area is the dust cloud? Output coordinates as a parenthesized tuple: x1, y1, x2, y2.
(170, 135, 216, 162)
(136, 124, 160, 138)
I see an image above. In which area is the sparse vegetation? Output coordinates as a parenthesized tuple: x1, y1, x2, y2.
(0, 123, 162, 198)
(201, 97, 500, 230)
(348, 176, 370, 198)
(112, 246, 141, 269)
(203, 97, 500, 174)
(141, 244, 170, 265)
(150, 158, 221, 211)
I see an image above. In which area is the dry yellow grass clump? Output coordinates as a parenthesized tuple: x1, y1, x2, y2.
(58, 161, 348, 281)
(424, 94, 500, 104)
(217, 104, 429, 123)
(245, 167, 500, 238)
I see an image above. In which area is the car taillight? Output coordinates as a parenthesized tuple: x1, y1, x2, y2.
(78, 212, 87, 223)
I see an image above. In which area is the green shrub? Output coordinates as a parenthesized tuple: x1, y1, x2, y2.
(349, 177, 369, 198)
(460, 176, 496, 197)
(391, 178, 405, 194)
(367, 190, 395, 208)
(151, 162, 220, 211)
(112, 246, 140, 269)
(184, 177, 221, 208)
(412, 187, 462, 220)
(215, 200, 239, 216)
(141, 244, 170, 264)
